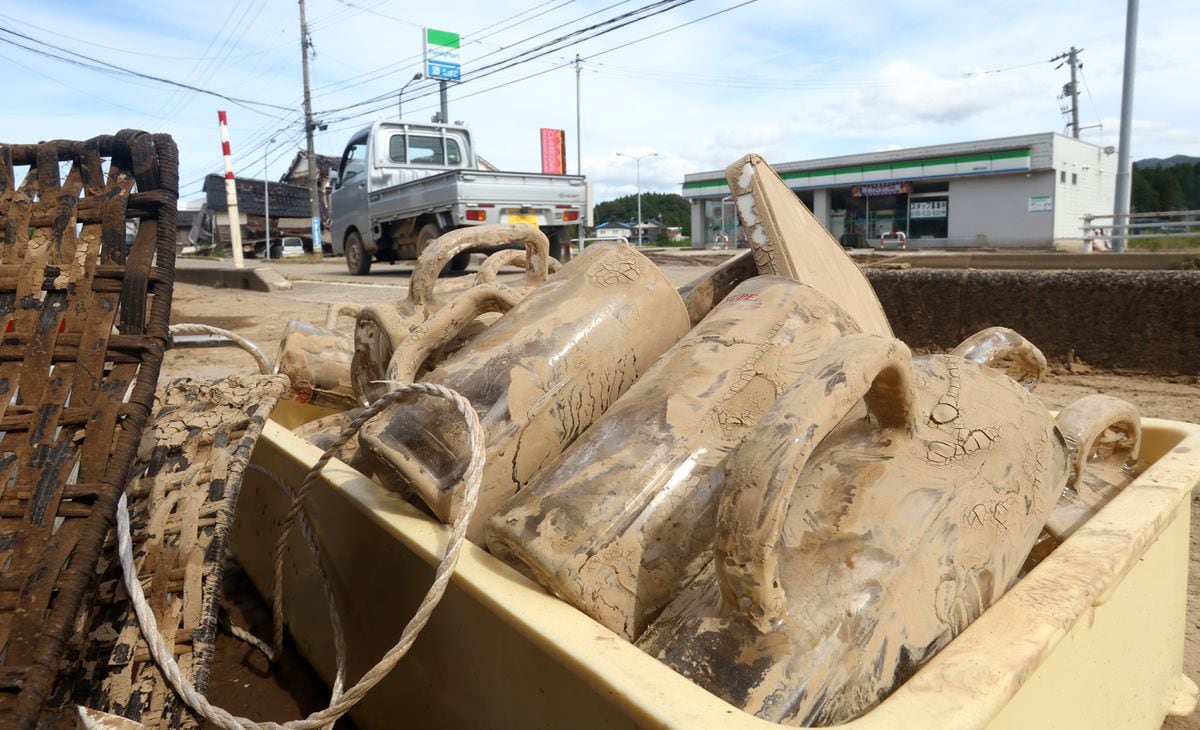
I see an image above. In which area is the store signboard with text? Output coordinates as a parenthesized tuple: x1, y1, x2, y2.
(852, 181, 912, 197)
(424, 28, 461, 81)
(910, 199, 949, 219)
(1028, 195, 1053, 212)
(540, 128, 566, 175)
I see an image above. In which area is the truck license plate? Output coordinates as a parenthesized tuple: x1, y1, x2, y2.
(506, 213, 539, 227)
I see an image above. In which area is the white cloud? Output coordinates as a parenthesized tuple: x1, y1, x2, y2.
(0, 0, 1196, 207)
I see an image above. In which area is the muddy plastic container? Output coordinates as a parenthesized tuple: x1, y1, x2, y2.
(230, 407, 1200, 729)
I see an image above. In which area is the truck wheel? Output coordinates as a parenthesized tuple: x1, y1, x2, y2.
(417, 223, 465, 275)
(345, 230, 371, 275)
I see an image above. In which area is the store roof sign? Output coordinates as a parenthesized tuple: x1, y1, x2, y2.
(424, 28, 461, 81)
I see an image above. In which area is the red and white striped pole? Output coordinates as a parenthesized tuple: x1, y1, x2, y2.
(218, 110, 245, 269)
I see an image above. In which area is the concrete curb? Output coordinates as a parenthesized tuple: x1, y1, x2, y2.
(174, 265, 293, 292)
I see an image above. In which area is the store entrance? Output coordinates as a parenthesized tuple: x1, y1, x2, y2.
(831, 183, 910, 247)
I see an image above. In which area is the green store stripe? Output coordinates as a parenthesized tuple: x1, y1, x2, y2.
(682, 148, 1032, 190)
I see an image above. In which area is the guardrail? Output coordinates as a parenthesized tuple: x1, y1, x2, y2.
(1082, 210, 1199, 249)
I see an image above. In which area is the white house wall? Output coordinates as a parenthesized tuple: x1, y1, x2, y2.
(1051, 136, 1117, 244)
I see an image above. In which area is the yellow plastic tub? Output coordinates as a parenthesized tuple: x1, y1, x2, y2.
(230, 411, 1200, 729)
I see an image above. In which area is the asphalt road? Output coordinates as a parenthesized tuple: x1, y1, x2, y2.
(218, 252, 716, 290)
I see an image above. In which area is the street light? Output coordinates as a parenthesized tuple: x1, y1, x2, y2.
(398, 73, 423, 120)
(264, 135, 276, 259)
(616, 151, 659, 246)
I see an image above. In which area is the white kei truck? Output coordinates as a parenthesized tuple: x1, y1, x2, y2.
(330, 121, 587, 274)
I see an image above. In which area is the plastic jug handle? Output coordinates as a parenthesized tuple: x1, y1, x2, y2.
(409, 224, 551, 307)
(324, 302, 364, 329)
(386, 284, 520, 384)
(475, 248, 562, 288)
(950, 326, 1048, 390)
(1055, 394, 1141, 490)
(715, 334, 919, 632)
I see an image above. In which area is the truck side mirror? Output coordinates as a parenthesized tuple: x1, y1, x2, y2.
(329, 169, 340, 188)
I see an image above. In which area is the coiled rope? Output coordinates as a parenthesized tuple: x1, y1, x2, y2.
(116, 382, 485, 729)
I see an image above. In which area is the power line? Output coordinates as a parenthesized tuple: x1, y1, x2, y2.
(0, 25, 292, 115)
(964, 59, 1048, 77)
(151, 0, 273, 123)
(307, 0, 591, 98)
(316, 0, 694, 118)
(321, 0, 758, 133)
(0, 10, 291, 61)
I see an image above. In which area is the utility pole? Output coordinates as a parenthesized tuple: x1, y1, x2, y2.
(1113, 0, 1140, 252)
(575, 54, 584, 254)
(299, 0, 322, 254)
(1052, 46, 1083, 138)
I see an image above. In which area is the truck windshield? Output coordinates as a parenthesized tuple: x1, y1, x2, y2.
(339, 135, 367, 185)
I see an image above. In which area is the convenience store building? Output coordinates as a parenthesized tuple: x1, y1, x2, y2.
(682, 132, 1116, 250)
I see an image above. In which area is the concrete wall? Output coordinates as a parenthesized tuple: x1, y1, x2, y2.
(866, 268, 1200, 373)
(945, 172, 1056, 247)
(1051, 135, 1117, 244)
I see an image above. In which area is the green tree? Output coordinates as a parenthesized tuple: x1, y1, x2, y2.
(1132, 160, 1200, 212)
(593, 193, 691, 236)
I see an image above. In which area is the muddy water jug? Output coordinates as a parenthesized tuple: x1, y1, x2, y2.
(360, 243, 690, 542)
(486, 276, 862, 640)
(639, 334, 1070, 727)
(352, 224, 553, 404)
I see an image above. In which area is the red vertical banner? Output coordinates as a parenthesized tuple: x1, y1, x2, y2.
(540, 128, 566, 174)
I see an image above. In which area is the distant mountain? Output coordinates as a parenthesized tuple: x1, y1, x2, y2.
(1135, 155, 1200, 169)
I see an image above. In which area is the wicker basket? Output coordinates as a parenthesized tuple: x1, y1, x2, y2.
(52, 374, 289, 727)
(0, 131, 176, 727)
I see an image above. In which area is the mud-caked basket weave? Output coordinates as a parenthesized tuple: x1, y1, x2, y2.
(0, 131, 176, 727)
(52, 374, 289, 728)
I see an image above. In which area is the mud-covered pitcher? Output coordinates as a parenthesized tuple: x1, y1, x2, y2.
(639, 334, 1070, 726)
(360, 243, 690, 542)
(486, 276, 862, 640)
(352, 224, 554, 404)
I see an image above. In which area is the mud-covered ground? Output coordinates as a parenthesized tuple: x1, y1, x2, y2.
(159, 279, 1200, 727)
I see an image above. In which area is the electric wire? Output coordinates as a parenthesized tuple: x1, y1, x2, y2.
(152, 0, 273, 124)
(307, 0, 596, 98)
(315, 0, 695, 118)
(0, 26, 292, 114)
(0, 10, 292, 61)
(318, 0, 757, 131)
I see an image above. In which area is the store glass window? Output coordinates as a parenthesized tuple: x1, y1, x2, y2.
(909, 196, 949, 239)
(702, 198, 739, 247)
(1072, 172, 1078, 185)
(1060, 171, 1066, 183)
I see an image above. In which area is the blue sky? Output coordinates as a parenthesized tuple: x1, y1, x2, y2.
(0, 0, 1194, 203)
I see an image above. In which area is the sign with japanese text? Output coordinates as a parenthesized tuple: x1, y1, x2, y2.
(540, 128, 566, 175)
(1028, 195, 1052, 212)
(910, 199, 948, 219)
(424, 28, 461, 81)
(852, 181, 911, 198)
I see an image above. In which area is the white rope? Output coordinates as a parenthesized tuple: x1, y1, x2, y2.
(169, 323, 273, 375)
(247, 463, 346, 701)
(116, 382, 486, 729)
